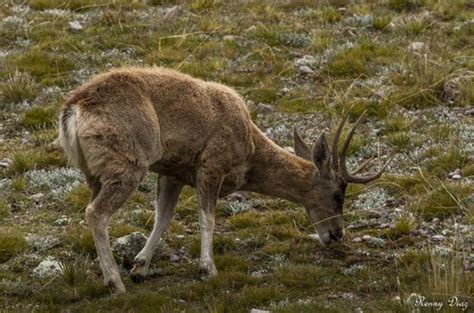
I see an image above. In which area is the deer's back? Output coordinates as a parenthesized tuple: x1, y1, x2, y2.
(64, 67, 255, 185)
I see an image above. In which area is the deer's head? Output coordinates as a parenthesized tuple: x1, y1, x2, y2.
(294, 112, 391, 246)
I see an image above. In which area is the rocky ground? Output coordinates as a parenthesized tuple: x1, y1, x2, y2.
(0, 0, 473, 312)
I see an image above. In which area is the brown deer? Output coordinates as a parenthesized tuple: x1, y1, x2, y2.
(59, 67, 390, 293)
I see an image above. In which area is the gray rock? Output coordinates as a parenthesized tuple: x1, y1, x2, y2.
(407, 42, 427, 54)
(33, 256, 62, 279)
(245, 25, 257, 33)
(30, 193, 44, 202)
(308, 233, 319, 241)
(251, 270, 264, 278)
(448, 169, 461, 178)
(163, 5, 183, 23)
(68, 20, 83, 31)
(170, 254, 180, 262)
(341, 292, 356, 300)
(452, 174, 462, 180)
(112, 232, 147, 265)
(432, 235, 445, 241)
(293, 55, 316, 67)
(362, 235, 372, 241)
(343, 264, 365, 275)
(223, 35, 236, 41)
(352, 237, 362, 242)
(256, 103, 275, 114)
(26, 235, 59, 251)
(250, 309, 270, 313)
(465, 107, 474, 116)
(298, 65, 314, 74)
(0, 158, 12, 168)
(53, 216, 71, 226)
(368, 237, 385, 247)
(441, 228, 450, 236)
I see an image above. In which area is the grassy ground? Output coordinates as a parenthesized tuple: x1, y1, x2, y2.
(0, 0, 473, 312)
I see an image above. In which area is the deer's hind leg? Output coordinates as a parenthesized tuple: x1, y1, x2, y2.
(85, 167, 147, 294)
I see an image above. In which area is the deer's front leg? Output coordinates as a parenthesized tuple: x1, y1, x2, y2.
(131, 175, 183, 283)
(196, 169, 223, 278)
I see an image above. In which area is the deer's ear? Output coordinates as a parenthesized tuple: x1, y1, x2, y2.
(293, 128, 312, 161)
(312, 132, 331, 173)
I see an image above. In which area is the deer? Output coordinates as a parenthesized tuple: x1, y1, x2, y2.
(58, 66, 391, 294)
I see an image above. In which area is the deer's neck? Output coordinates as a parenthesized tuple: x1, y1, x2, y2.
(243, 127, 316, 204)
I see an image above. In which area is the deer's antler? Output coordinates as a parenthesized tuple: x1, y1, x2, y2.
(333, 111, 392, 184)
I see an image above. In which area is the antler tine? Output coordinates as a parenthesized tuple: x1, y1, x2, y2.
(352, 156, 375, 175)
(339, 110, 367, 181)
(332, 113, 349, 173)
(344, 157, 394, 184)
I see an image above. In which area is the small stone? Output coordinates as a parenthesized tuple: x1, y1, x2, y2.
(432, 217, 440, 224)
(362, 235, 372, 241)
(245, 25, 257, 33)
(170, 254, 180, 262)
(163, 5, 183, 23)
(341, 292, 355, 300)
(298, 65, 314, 74)
(441, 229, 450, 236)
(256, 103, 275, 114)
(223, 35, 236, 41)
(0, 158, 12, 168)
(112, 232, 148, 265)
(464, 107, 474, 116)
(452, 174, 462, 180)
(53, 216, 71, 226)
(26, 235, 59, 251)
(448, 169, 461, 178)
(250, 309, 270, 313)
(30, 193, 44, 201)
(251, 270, 264, 278)
(432, 234, 445, 241)
(308, 233, 320, 240)
(176, 234, 185, 239)
(392, 296, 401, 302)
(407, 42, 427, 54)
(365, 210, 382, 219)
(68, 20, 83, 31)
(352, 237, 362, 242)
(33, 256, 62, 279)
(368, 237, 385, 247)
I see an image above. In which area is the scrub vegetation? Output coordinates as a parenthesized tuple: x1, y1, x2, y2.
(0, 0, 472, 312)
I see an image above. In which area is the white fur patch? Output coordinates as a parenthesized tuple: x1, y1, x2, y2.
(59, 106, 80, 167)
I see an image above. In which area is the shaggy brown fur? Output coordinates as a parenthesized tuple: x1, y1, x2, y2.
(59, 67, 387, 293)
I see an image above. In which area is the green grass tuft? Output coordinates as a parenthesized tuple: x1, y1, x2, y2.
(6, 49, 75, 86)
(65, 184, 90, 213)
(0, 228, 27, 263)
(7, 149, 64, 176)
(326, 43, 399, 78)
(0, 71, 39, 105)
(21, 105, 57, 129)
(389, 0, 425, 12)
(416, 183, 471, 220)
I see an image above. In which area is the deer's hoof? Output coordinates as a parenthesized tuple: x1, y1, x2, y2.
(130, 259, 148, 284)
(130, 271, 145, 284)
(199, 264, 218, 279)
(106, 278, 126, 294)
